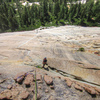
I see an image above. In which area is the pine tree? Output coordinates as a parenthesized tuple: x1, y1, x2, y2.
(43, 0, 50, 22)
(54, 0, 60, 19)
(39, 1, 45, 25)
(48, 0, 54, 22)
(30, 4, 35, 25)
(15, 0, 23, 28)
(8, 4, 18, 31)
(21, 6, 30, 27)
(0, 2, 9, 31)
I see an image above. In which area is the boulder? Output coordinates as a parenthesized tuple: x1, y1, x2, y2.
(36, 74, 42, 81)
(6, 91, 12, 99)
(38, 86, 42, 89)
(7, 85, 12, 90)
(84, 86, 96, 95)
(44, 75, 53, 85)
(50, 85, 54, 89)
(19, 91, 29, 100)
(14, 72, 26, 83)
(0, 79, 6, 83)
(11, 89, 19, 98)
(0, 94, 7, 100)
(74, 84, 83, 91)
(65, 78, 73, 87)
(45, 89, 49, 93)
(0, 90, 12, 100)
(28, 88, 34, 92)
(48, 95, 56, 100)
(74, 81, 85, 88)
(38, 81, 43, 84)
(24, 74, 34, 86)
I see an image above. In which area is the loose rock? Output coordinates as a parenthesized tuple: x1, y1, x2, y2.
(24, 74, 34, 86)
(14, 72, 26, 83)
(45, 89, 49, 93)
(95, 87, 100, 93)
(44, 75, 53, 85)
(0, 79, 6, 83)
(7, 85, 12, 90)
(50, 85, 54, 89)
(0, 90, 12, 100)
(19, 91, 29, 100)
(38, 81, 43, 84)
(84, 86, 96, 95)
(36, 74, 42, 81)
(38, 86, 42, 89)
(11, 89, 19, 98)
(28, 88, 34, 92)
(74, 84, 83, 91)
(0, 93, 7, 100)
(65, 78, 73, 87)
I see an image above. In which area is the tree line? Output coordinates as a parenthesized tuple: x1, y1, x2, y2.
(0, 0, 100, 32)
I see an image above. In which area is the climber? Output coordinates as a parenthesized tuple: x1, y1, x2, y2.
(42, 57, 47, 68)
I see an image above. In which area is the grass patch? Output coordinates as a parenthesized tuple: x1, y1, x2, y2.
(36, 65, 42, 69)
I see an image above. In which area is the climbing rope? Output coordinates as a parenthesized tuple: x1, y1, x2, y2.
(35, 70, 37, 100)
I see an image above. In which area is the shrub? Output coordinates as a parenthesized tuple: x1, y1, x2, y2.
(78, 47, 85, 52)
(59, 19, 66, 25)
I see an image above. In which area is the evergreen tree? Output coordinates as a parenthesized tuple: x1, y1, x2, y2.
(21, 6, 30, 27)
(0, 2, 9, 31)
(48, 0, 55, 21)
(30, 4, 35, 25)
(43, 0, 50, 22)
(54, 0, 60, 19)
(39, 1, 45, 25)
(8, 5, 18, 31)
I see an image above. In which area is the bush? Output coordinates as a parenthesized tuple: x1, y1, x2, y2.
(59, 19, 66, 25)
(78, 47, 85, 52)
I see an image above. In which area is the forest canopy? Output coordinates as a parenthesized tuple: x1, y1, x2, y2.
(0, 0, 100, 32)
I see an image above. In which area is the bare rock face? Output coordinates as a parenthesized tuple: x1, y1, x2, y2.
(44, 75, 53, 85)
(24, 74, 34, 86)
(19, 91, 29, 100)
(47, 58, 100, 86)
(14, 72, 26, 83)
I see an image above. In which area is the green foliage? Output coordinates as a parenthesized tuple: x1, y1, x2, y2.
(36, 65, 42, 69)
(0, 0, 100, 33)
(78, 47, 85, 52)
(59, 19, 66, 25)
